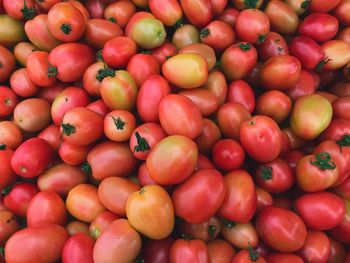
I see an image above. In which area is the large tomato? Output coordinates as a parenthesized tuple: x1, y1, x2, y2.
(297, 231, 331, 263)
(62, 233, 94, 263)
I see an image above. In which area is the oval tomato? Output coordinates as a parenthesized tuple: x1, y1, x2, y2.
(0, 45, 15, 82)
(227, 80, 255, 113)
(297, 230, 331, 263)
(104, 0, 136, 28)
(180, 0, 213, 28)
(62, 233, 94, 263)
(0, 210, 19, 245)
(212, 139, 245, 171)
(221, 222, 258, 249)
(258, 32, 289, 61)
(89, 211, 120, 239)
(195, 118, 222, 155)
(172, 24, 200, 49)
(10, 68, 39, 98)
(0, 86, 18, 117)
(102, 36, 137, 68)
(127, 53, 160, 86)
(207, 239, 235, 263)
(200, 20, 235, 52)
(170, 238, 209, 263)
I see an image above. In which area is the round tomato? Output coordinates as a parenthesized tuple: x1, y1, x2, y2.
(104, 0, 136, 28)
(207, 239, 235, 263)
(172, 24, 200, 49)
(258, 32, 289, 61)
(0, 121, 22, 149)
(102, 36, 137, 68)
(200, 20, 235, 52)
(212, 139, 245, 171)
(103, 110, 136, 142)
(0, 86, 18, 117)
(89, 211, 120, 239)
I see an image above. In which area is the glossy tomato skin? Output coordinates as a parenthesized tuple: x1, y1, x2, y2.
(231, 249, 266, 263)
(227, 80, 255, 113)
(200, 20, 235, 52)
(48, 43, 94, 83)
(93, 219, 142, 263)
(221, 222, 258, 249)
(0, 210, 19, 246)
(333, 0, 350, 26)
(212, 139, 245, 171)
(13, 42, 37, 67)
(149, 0, 182, 26)
(147, 135, 198, 185)
(170, 239, 209, 263)
(221, 42, 257, 81)
(297, 230, 331, 263)
(172, 169, 226, 224)
(178, 43, 216, 71)
(258, 32, 289, 61)
(180, 0, 213, 28)
(11, 138, 53, 178)
(82, 61, 111, 97)
(0, 15, 26, 48)
(203, 70, 227, 106)
(3, 183, 38, 217)
(320, 119, 350, 141)
(321, 40, 350, 71)
(0, 86, 17, 118)
(125, 11, 155, 38)
(0, 45, 15, 82)
(10, 68, 39, 98)
(289, 36, 324, 70)
(328, 238, 346, 263)
(62, 233, 94, 263)
(104, 0, 136, 28)
(298, 13, 339, 43)
(207, 239, 235, 263)
(51, 87, 90, 125)
(295, 191, 345, 230)
(333, 96, 350, 121)
(219, 170, 256, 223)
(265, 253, 304, 263)
(256, 207, 307, 252)
(59, 140, 90, 166)
(0, 144, 17, 189)
(286, 70, 316, 101)
(5, 223, 69, 263)
(127, 53, 160, 87)
(103, 36, 137, 68)
(27, 191, 67, 227)
(329, 198, 350, 244)
(61, 107, 104, 147)
(195, 118, 221, 155)
(103, 110, 136, 142)
(179, 215, 221, 241)
(0, 121, 22, 150)
(240, 116, 281, 163)
(159, 94, 203, 139)
(87, 141, 138, 181)
(172, 24, 200, 50)
(89, 211, 120, 239)
(151, 42, 178, 65)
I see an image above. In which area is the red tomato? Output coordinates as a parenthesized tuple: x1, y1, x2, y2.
(104, 0, 136, 28)
(89, 211, 120, 239)
(0, 45, 15, 82)
(218, 7, 239, 27)
(151, 42, 178, 65)
(11, 138, 53, 178)
(0, 121, 23, 150)
(298, 231, 331, 263)
(125, 11, 155, 38)
(10, 68, 39, 97)
(3, 0, 35, 20)
(127, 53, 160, 86)
(3, 182, 39, 217)
(180, 216, 221, 241)
(295, 191, 345, 230)
(333, 0, 350, 26)
(82, 61, 111, 97)
(195, 118, 222, 155)
(207, 239, 235, 263)
(320, 119, 350, 141)
(240, 116, 281, 163)
(59, 140, 91, 166)
(219, 169, 256, 223)
(5, 224, 69, 263)
(0, 145, 16, 191)
(231, 249, 266, 263)
(142, 237, 173, 263)
(202, 70, 227, 106)
(102, 36, 137, 68)
(286, 69, 315, 101)
(212, 139, 245, 171)
(149, 0, 183, 27)
(62, 233, 94, 263)
(103, 110, 136, 142)
(265, 253, 304, 263)
(179, 43, 216, 71)
(146, 135, 198, 185)
(87, 100, 110, 118)
(0, 210, 19, 246)
(299, 13, 339, 43)
(180, 0, 213, 28)
(0, 86, 18, 117)
(258, 32, 289, 61)
(172, 169, 226, 224)
(200, 20, 235, 52)
(256, 207, 307, 252)
(227, 80, 255, 113)
(38, 82, 67, 104)
(255, 187, 274, 214)
(170, 239, 209, 263)
(27, 191, 67, 227)
(48, 43, 94, 83)
(328, 238, 346, 263)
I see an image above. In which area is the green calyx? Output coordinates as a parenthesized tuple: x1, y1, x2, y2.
(0, 144, 6, 150)
(81, 162, 92, 176)
(310, 152, 336, 170)
(336, 133, 350, 152)
(61, 123, 76, 136)
(222, 218, 236, 228)
(208, 225, 216, 238)
(244, 0, 259, 8)
(48, 65, 58, 77)
(139, 187, 146, 195)
(257, 34, 267, 44)
(260, 165, 273, 180)
(96, 50, 104, 62)
(239, 43, 251, 52)
(200, 28, 210, 39)
(96, 67, 115, 82)
(60, 23, 72, 35)
(90, 228, 100, 239)
(248, 242, 259, 262)
(316, 58, 331, 73)
(301, 0, 310, 9)
(174, 18, 183, 29)
(21, 0, 36, 20)
(134, 132, 151, 153)
(111, 116, 126, 130)
(108, 17, 116, 23)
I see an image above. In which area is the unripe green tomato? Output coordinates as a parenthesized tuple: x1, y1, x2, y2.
(131, 17, 166, 49)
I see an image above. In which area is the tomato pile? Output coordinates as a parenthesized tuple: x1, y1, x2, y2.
(1, 0, 350, 262)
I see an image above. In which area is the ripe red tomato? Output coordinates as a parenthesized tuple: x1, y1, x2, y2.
(149, 0, 182, 27)
(62, 233, 94, 263)
(207, 239, 235, 263)
(298, 231, 331, 263)
(231, 248, 266, 263)
(212, 139, 245, 171)
(0, 121, 23, 150)
(195, 118, 222, 155)
(286, 70, 316, 101)
(0, 45, 15, 82)
(58, 140, 91, 166)
(255, 187, 273, 214)
(179, 215, 221, 241)
(170, 238, 209, 263)
(103, 110, 136, 142)
(200, 20, 235, 52)
(0, 86, 18, 117)
(227, 80, 255, 113)
(333, 0, 350, 26)
(102, 36, 137, 68)
(142, 237, 173, 263)
(0, 144, 17, 190)
(258, 32, 289, 61)
(265, 253, 304, 263)
(89, 211, 120, 239)
(10, 68, 39, 97)
(104, 0, 136, 28)
(180, 0, 213, 28)
(0, 210, 19, 246)
(3, 0, 35, 20)
(127, 53, 160, 86)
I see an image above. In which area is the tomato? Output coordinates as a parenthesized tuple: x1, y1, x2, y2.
(82, 62, 112, 97)
(66, 184, 106, 223)
(61, 107, 103, 147)
(125, 11, 155, 38)
(0, 210, 19, 245)
(210, 0, 227, 15)
(218, 7, 239, 26)
(0, 15, 26, 48)
(265, 253, 304, 263)
(200, 20, 235, 52)
(59, 140, 91, 166)
(255, 187, 273, 213)
(3, 183, 38, 217)
(131, 17, 166, 49)
(333, 0, 350, 26)
(87, 100, 110, 118)
(5, 224, 68, 263)
(265, 1, 299, 34)
(179, 43, 216, 71)
(172, 169, 225, 224)
(149, 0, 182, 27)
(298, 230, 330, 263)
(24, 14, 62, 52)
(38, 163, 87, 196)
(162, 54, 208, 90)
(212, 139, 245, 171)
(10, 68, 39, 98)
(226, 80, 255, 113)
(0, 45, 15, 82)
(159, 94, 203, 138)
(180, 0, 213, 28)
(329, 198, 350, 244)
(49, 43, 94, 83)
(295, 192, 345, 232)
(170, 238, 209, 263)
(84, 19, 123, 49)
(258, 32, 289, 61)
(47, 2, 86, 42)
(93, 219, 142, 263)
(138, 162, 159, 186)
(87, 141, 138, 180)
(286, 70, 315, 101)
(62, 233, 94, 263)
(320, 119, 350, 141)
(0, 86, 18, 117)
(221, 222, 258, 249)
(101, 70, 138, 110)
(180, 216, 222, 241)
(235, 9, 269, 45)
(219, 170, 256, 223)
(103, 110, 136, 142)
(66, 221, 90, 236)
(35, 0, 61, 12)
(299, 13, 339, 43)
(0, 145, 16, 191)
(320, 40, 350, 71)
(172, 24, 200, 49)
(13, 42, 37, 66)
(129, 123, 166, 160)
(102, 36, 137, 68)
(195, 118, 221, 155)
(207, 239, 235, 263)
(11, 138, 53, 178)
(38, 81, 67, 104)
(146, 135, 198, 185)
(3, 0, 35, 20)
(127, 53, 160, 86)
(0, 121, 23, 149)
(51, 87, 90, 126)
(220, 42, 257, 81)
(151, 41, 178, 64)
(256, 207, 307, 252)
(27, 191, 67, 227)
(142, 237, 173, 263)
(202, 70, 227, 106)
(89, 211, 120, 239)
(104, 0, 136, 28)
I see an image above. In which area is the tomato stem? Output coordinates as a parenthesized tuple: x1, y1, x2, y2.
(222, 218, 236, 228)
(301, 0, 310, 9)
(256, 34, 267, 44)
(244, 0, 259, 9)
(96, 67, 115, 82)
(90, 228, 100, 239)
(108, 17, 116, 23)
(174, 18, 183, 29)
(208, 225, 216, 238)
(96, 50, 104, 62)
(60, 23, 72, 35)
(0, 144, 6, 150)
(260, 165, 273, 180)
(21, 0, 36, 20)
(61, 123, 76, 136)
(239, 43, 251, 51)
(248, 242, 259, 262)
(310, 152, 336, 170)
(316, 57, 332, 72)
(1, 185, 12, 195)
(134, 132, 151, 153)
(200, 28, 210, 39)
(139, 187, 145, 195)
(110, 116, 126, 130)
(81, 162, 92, 176)
(48, 65, 58, 77)
(336, 133, 350, 153)
(0, 247, 4, 259)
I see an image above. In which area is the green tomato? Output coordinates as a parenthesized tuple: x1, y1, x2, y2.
(131, 18, 166, 49)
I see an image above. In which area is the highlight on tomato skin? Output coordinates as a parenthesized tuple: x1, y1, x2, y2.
(1, 0, 350, 262)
